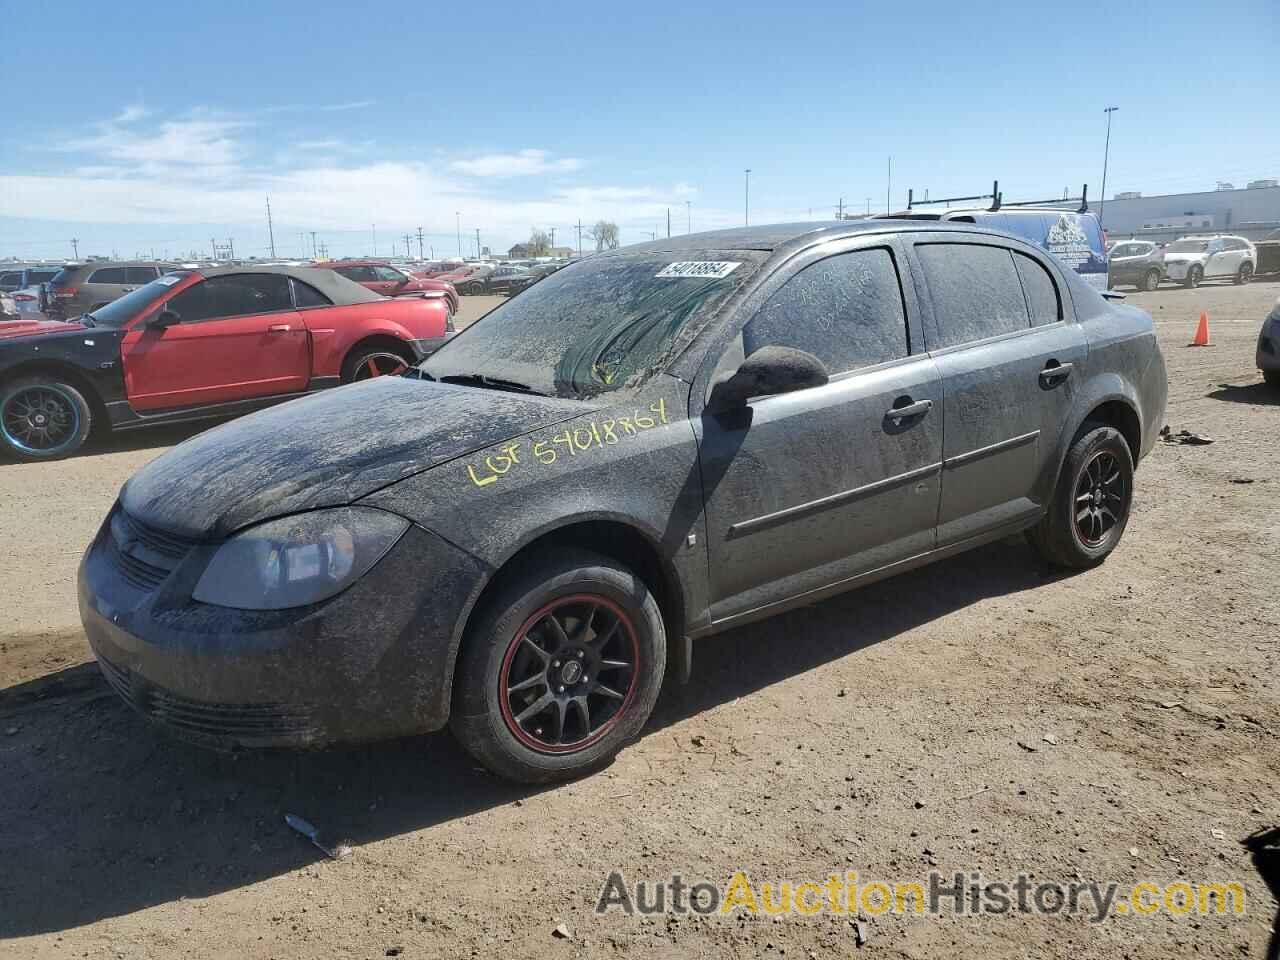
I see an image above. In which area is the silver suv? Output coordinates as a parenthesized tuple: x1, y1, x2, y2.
(1162, 235, 1256, 288)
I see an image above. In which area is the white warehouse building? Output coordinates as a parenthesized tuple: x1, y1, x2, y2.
(1099, 182, 1280, 243)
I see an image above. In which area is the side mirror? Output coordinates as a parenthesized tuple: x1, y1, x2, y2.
(150, 309, 180, 328)
(706, 345, 829, 412)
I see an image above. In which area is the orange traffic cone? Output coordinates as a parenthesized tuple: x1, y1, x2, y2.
(1189, 311, 1211, 347)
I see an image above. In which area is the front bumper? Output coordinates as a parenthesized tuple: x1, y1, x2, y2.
(79, 506, 488, 749)
(409, 333, 454, 360)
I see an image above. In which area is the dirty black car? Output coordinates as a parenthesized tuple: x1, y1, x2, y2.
(79, 221, 1168, 783)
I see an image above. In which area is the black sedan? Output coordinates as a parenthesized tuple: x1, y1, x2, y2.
(80, 221, 1167, 783)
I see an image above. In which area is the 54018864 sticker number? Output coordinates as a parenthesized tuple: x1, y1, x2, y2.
(466, 399, 669, 488)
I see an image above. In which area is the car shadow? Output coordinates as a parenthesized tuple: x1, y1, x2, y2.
(1207, 382, 1280, 407)
(0, 540, 1058, 938)
(1243, 827, 1280, 960)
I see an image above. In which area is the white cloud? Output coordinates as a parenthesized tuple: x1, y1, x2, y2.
(451, 149, 583, 178)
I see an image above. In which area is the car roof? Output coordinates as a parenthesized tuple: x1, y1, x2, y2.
(195, 264, 384, 305)
(606, 219, 1035, 257)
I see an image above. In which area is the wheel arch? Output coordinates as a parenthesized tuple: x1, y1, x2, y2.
(0, 359, 109, 435)
(443, 515, 687, 717)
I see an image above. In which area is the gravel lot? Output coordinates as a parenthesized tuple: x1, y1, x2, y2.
(1, 282, 1276, 958)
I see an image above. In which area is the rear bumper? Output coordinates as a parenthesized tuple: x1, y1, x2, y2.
(78, 510, 489, 749)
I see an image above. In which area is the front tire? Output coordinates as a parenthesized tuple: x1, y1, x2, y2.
(0, 377, 93, 462)
(341, 343, 415, 383)
(450, 549, 667, 783)
(1027, 423, 1134, 569)
(1183, 265, 1202, 289)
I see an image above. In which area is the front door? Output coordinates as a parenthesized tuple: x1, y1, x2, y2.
(370, 265, 408, 296)
(122, 273, 310, 412)
(907, 238, 1088, 545)
(697, 243, 943, 624)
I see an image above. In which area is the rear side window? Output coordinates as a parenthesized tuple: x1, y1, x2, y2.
(917, 244, 1030, 349)
(88, 267, 129, 284)
(745, 248, 909, 375)
(168, 274, 294, 322)
(1013, 254, 1061, 327)
(291, 278, 331, 308)
(125, 266, 158, 284)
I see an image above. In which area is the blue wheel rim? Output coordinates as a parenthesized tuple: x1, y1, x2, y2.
(1, 385, 81, 455)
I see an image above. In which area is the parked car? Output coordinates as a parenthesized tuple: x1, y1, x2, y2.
(78, 221, 1166, 783)
(1107, 240, 1165, 291)
(457, 264, 534, 296)
(9, 285, 46, 318)
(1256, 229, 1280, 277)
(415, 260, 466, 279)
(319, 261, 459, 314)
(1161, 235, 1256, 288)
(437, 264, 494, 292)
(0, 266, 452, 461)
(42, 261, 174, 319)
(889, 207, 1109, 291)
(1257, 295, 1280, 388)
(0, 266, 61, 294)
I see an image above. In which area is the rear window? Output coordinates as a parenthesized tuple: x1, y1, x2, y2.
(917, 243, 1030, 349)
(49, 267, 80, 287)
(28, 270, 58, 284)
(125, 266, 158, 284)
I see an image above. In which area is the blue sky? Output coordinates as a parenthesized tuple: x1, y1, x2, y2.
(2, 0, 1277, 261)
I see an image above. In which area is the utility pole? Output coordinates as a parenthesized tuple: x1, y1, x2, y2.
(416, 227, 425, 259)
(744, 168, 751, 226)
(265, 196, 276, 258)
(576, 220, 583, 257)
(685, 200, 691, 234)
(403, 233, 413, 259)
(886, 156, 892, 215)
(549, 227, 556, 250)
(211, 238, 217, 260)
(666, 207, 670, 238)
(310, 231, 318, 259)
(371, 224, 376, 257)
(228, 238, 235, 260)
(1100, 106, 1119, 229)
(866, 198, 871, 215)
(475, 228, 480, 258)
(456, 212, 461, 258)
(70, 238, 79, 259)
(838, 197, 844, 220)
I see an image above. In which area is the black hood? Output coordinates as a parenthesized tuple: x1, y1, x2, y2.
(121, 377, 586, 539)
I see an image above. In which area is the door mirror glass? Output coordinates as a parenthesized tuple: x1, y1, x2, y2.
(707, 345, 828, 412)
(151, 309, 181, 328)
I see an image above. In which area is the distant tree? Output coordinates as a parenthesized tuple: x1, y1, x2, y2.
(591, 220, 620, 252)
(527, 229, 552, 257)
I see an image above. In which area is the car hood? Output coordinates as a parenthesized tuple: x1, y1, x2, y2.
(120, 377, 588, 539)
(0, 318, 87, 340)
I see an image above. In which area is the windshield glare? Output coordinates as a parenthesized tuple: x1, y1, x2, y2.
(85, 274, 190, 326)
(1167, 240, 1208, 253)
(422, 252, 758, 399)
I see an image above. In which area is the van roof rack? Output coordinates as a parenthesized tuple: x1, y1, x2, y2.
(905, 180, 1090, 214)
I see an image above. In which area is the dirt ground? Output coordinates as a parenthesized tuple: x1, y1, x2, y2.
(1, 282, 1276, 959)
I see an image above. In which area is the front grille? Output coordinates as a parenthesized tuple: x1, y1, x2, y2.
(97, 655, 318, 743)
(103, 508, 199, 590)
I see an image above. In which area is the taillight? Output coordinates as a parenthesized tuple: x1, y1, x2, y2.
(54, 286, 77, 297)
(13, 293, 35, 302)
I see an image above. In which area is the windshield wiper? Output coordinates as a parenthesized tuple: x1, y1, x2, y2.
(439, 373, 546, 396)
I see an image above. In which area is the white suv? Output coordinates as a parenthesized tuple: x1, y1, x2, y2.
(1162, 235, 1256, 288)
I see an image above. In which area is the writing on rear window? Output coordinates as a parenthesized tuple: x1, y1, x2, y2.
(655, 261, 741, 279)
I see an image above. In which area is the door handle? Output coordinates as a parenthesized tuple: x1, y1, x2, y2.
(886, 398, 933, 422)
(1039, 360, 1074, 388)
(268, 323, 292, 333)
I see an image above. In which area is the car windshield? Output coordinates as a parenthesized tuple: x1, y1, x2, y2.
(422, 251, 760, 399)
(85, 273, 190, 327)
(1167, 239, 1209, 253)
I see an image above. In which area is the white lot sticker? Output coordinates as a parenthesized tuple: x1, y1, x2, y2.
(155, 275, 181, 286)
(655, 261, 741, 279)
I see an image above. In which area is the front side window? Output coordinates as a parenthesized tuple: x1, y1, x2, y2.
(339, 265, 377, 282)
(917, 243, 1030, 349)
(373, 265, 405, 282)
(88, 267, 129, 284)
(167, 274, 294, 323)
(744, 248, 909, 375)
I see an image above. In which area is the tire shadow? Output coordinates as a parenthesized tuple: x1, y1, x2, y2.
(0, 540, 1061, 937)
(1207, 382, 1280, 407)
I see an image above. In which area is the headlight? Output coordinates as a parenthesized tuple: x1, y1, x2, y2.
(192, 507, 410, 610)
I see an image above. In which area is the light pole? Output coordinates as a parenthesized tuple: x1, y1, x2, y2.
(455, 212, 461, 258)
(1099, 106, 1119, 229)
(744, 169, 751, 226)
(686, 200, 691, 234)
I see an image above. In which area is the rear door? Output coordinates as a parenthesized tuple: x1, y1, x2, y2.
(696, 240, 944, 622)
(121, 273, 311, 412)
(905, 236, 1086, 545)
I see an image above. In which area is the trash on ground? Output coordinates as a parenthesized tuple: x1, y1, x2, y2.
(1159, 426, 1214, 445)
(285, 813, 353, 860)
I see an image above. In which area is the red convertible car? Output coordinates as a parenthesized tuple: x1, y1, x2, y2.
(320, 261, 459, 315)
(0, 265, 452, 461)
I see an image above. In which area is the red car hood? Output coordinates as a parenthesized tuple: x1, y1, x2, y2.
(0, 319, 86, 340)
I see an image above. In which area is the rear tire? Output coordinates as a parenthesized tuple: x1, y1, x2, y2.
(1141, 269, 1161, 292)
(0, 376, 93, 462)
(1183, 265, 1202, 289)
(1027, 423, 1134, 569)
(450, 549, 666, 783)
(1235, 262, 1253, 285)
(340, 343, 415, 383)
